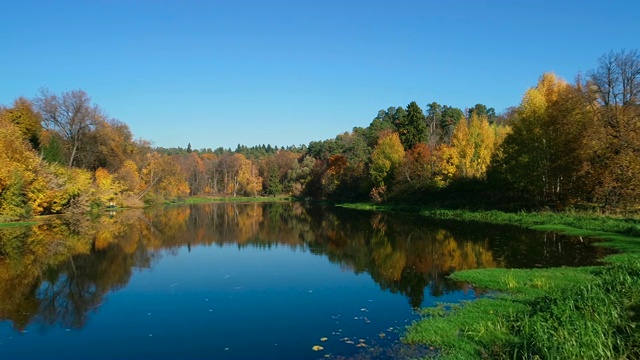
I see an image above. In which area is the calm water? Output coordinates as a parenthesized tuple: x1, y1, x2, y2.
(0, 203, 608, 359)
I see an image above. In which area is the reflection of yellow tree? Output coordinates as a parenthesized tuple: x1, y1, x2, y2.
(408, 229, 499, 275)
(0, 220, 95, 330)
(235, 204, 262, 245)
(371, 231, 406, 281)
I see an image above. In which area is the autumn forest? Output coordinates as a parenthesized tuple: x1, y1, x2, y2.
(1, 50, 639, 222)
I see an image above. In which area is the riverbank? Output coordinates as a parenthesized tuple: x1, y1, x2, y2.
(0, 196, 301, 227)
(180, 195, 297, 204)
(0, 221, 39, 228)
(339, 203, 640, 359)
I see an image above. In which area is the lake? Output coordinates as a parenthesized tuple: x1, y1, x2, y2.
(0, 202, 608, 359)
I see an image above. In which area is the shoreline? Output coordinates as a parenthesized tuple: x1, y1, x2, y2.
(339, 203, 640, 359)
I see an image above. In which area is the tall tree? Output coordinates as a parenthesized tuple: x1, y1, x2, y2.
(587, 49, 640, 207)
(35, 89, 103, 168)
(467, 103, 496, 122)
(396, 101, 427, 150)
(425, 102, 443, 144)
(493, 73, 592, 207)
(440, 106, 465, 142)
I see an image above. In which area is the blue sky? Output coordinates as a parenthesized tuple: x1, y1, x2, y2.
(1, 0, 637, 150)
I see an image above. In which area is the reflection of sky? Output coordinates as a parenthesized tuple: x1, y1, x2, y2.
(0, 244, 478, 359)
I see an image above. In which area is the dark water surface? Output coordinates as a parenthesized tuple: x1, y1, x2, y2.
(0, 203, 608, 359)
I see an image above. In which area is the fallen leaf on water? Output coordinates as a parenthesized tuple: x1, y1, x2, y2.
(356, 343, 367, 348)
(320, 337, 328, 342)
(378, 332, 386, 338)
(312, 345, 324, 351)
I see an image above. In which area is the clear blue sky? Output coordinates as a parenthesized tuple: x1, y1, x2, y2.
(1, 0, 637, 150)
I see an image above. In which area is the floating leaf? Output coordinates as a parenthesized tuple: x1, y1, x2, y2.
(312, 345, 324, 351)
(320, 337, 328, 342)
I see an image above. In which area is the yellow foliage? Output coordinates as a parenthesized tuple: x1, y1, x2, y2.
(370, 132, 405, 187)
(28, 163, 93, 215)
(116, 159, 141, 194)
(237, 156, 262, 196)
(451, 117, 472, 177)
(0, 117, 39, 192)
(94, 167, 125, 206)
(432, 144, 459, 186)
(520, 72, 569, 119)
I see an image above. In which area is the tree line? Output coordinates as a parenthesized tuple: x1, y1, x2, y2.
(0, 49, 638, 221)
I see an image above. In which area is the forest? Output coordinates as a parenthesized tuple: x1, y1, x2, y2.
(1, 49, 638, 222)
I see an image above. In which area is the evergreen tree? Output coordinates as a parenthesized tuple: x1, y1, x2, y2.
(396, 101, 427, 150)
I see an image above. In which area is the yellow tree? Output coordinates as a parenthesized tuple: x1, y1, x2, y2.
(28, 164, 93, 215)
(587, 50, 640, 208)
(115, 160, 141, 195)
(370, 132, 405, 201)
(94, 168, 124, 207)
(494, 72, 593, 206)
(432, 144, 459, 187)
(237, 155, 262, 196)
(450, 117, 472, 178)
(138, 152, 189, 202)
(467, 113, 496, 178)
(370, 131, 405, 187)
(0, 116, 40, 220)
(0, 97, 42, 149)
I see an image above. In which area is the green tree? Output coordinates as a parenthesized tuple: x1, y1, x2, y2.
(441, 106, 465, 142)
(396, 101, 427, 150)
(467, 103, 496, 122)
(265, 163, 283, 196)
(426, 102, 443, 144)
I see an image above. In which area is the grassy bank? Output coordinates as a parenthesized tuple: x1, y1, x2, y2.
(0, 221, 39, 228)
(339, 203, 640, 359)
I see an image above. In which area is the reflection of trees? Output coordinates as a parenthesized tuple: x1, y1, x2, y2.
(0, 203, 605, 330)
(0, 214, 156, 331)
(308, 210, 501, 308)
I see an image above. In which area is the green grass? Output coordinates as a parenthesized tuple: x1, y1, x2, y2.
(339, 203, 640, 359)
(0, 221, 39, 227)
(339, 204, 640, 237)
(179, 195, 297, 204)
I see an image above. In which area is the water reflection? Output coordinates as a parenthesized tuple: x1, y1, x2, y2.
(0, 203, 607, 332)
